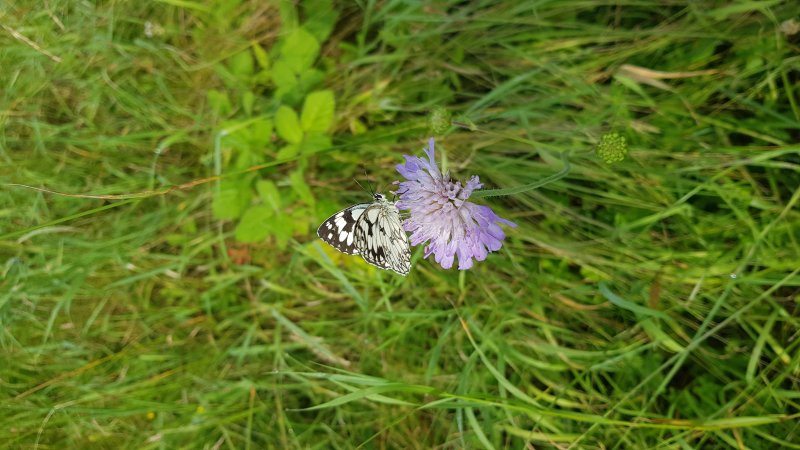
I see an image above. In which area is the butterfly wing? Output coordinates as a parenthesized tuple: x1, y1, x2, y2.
(354, 202, 411, 276)
(317, 203, 371, 255)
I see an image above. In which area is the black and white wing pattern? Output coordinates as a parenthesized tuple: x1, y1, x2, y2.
(317, 194, 411, 276)
(317, 203, 371, 255)
(354, 200, 411, 276)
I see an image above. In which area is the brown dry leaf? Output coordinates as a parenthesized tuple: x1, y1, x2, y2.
(617, 64, 719, 91)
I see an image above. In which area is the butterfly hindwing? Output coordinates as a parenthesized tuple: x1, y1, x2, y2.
(316, 203, 370, 255)
(354, 202, 411, 276)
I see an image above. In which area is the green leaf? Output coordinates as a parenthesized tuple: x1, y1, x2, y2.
(234, 147, 263, 170)
(274, 66, 324, 106)
(248, 118, 273, 148)
(228, 49, 254, 78)
(349, 118, 367, 135)
(278, 0, 299, 32)
(276, 144, 299, 159)
(235, 206, 273, 242)
(272, 60, 297, 93)
(256, 180, 281, 211)
(181, 218, 197, 234)
(295, 69, 324, 97)
(289, 169, 315, 206)
(279, 28, 319, 73)
(268, 213, 293, 249)
(212, 179, 252, 220)
(300, 133, 331, 154)
(301, 90, 335, 132)
(207, 90, 232, 117)
(242, 91, 255, 116)
(290, 208, 311, 236)
(252, 43, 270, 69)
(302, 0, 338, 42)
(253, 68, 271, 86)
(275, 106, 303, 144)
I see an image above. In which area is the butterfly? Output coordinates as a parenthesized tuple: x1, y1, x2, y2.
(317, 193, 411, 276)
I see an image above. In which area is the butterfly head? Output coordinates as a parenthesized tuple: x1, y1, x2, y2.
(373, 193, 387, 202)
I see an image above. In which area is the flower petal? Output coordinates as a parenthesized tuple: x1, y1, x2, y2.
(395, 138, 515, 271)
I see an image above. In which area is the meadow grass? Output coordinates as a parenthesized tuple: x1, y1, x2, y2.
(2, 1, 800, 448)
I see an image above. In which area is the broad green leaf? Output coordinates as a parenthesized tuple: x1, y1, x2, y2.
(266, 213, 293, 249)
(289, 169, 315, 206)
(278, 0, 298, 32)
(235, 206, 273, 242)
(212, 179, 252, 219)
(252, 43, 270, 69)
(181, 218, 197, 234)
(296, 69, 324, 96)
(300, 133, 331, 154)
(279, 28, 319, 73)
(301, 90, 335, 132)
(275, 106, 303, 144)
(211, 0, 241, 25)
(253, 69, 271, 86)
(248, 118, 273, 148)
(207, 90, 232, 117)
(225, 130, 251, 158)
(242, 91, 255, 116)
(256, 180, 281, 211)
(228, 50, 254, 77)
(275, 67, 324, 106)
(165, 233, 189, 246)
(271, 60, 297, 93)
(302, 0, 338, 42)
(290, 208, 310, 236)
(234, 147, 262, 170)
(276, 144, 299, 159)
(349, 118, 367, 135)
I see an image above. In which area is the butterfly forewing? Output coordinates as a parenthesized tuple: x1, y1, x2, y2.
(317, 194, 411, 276)
(316, 203, 370, 255)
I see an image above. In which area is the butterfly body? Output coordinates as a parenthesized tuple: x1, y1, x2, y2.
(317, 194, 411, 276)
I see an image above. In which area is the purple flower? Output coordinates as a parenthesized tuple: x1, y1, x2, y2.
(395, 138, 516, 270)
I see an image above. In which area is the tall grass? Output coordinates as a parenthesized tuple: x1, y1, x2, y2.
(2, 1, 799, 448)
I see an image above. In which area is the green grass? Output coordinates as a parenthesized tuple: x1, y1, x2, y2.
(2, 1, 800, 448)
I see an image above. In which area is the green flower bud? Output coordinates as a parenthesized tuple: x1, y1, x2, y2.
(596, 132, 627, 164)
(429, 106, 452, 135)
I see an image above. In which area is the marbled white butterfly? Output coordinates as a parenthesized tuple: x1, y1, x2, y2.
(317, 193, 411, 276)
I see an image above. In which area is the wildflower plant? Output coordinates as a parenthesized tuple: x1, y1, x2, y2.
(596, 132, 628, 164)
(395, 138, 518, 270)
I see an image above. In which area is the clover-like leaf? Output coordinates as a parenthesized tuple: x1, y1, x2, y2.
(275, 106, 303, 144)
(235, 206, 273, 242)
(301, 90, 335, 132)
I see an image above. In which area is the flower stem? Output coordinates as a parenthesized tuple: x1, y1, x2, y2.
(451, 121, 572, 198)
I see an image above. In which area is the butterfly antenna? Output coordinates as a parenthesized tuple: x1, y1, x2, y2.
(363, 168, 376, 196)
(353, 178, 369, 195)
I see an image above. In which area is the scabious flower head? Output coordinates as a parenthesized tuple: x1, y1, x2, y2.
(395, 138, 516, 270)
(596, 132, 627, 164)
(428, 106, 452, 135)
